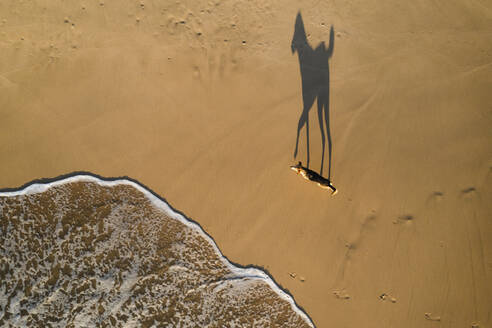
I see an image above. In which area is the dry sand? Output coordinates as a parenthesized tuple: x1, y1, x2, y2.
(1, 0, 491, 326)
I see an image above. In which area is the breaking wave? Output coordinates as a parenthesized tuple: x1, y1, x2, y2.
(0, 174, 314, 327)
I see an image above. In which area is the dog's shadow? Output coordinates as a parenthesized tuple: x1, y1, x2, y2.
(292, 12, 334, 179)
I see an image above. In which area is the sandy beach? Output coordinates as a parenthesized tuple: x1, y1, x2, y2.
(1, 0, 491, 326)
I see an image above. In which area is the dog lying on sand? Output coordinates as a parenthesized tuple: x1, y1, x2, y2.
(290, 161, 337, 194)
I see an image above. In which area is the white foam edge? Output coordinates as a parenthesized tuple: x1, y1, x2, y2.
(0, 175, 315, 327)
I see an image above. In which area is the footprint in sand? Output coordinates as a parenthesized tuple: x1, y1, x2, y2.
(461, 187, 477, 199)
(433, 191, 444, 197)
(333, 290, 350, 300)
(424, 313, 441, 321)
(379, 293, 397, 303)
(288, 272, 305, 282)
(425, 191, 445, 207)
(393, 215, 414, 225)
(431, 191, 444, 202)
(192, 65, 201, 80)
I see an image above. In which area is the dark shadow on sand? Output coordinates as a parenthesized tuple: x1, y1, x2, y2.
(292, 11, 334, 180)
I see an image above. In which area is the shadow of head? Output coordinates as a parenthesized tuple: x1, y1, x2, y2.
(291, 12, 307, 54)
(291, 12, 334, 56)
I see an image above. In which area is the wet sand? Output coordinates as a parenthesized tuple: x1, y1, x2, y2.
(1, 0, 491, 326)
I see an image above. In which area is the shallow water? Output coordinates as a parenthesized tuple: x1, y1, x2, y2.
(0, 175, 313, 327)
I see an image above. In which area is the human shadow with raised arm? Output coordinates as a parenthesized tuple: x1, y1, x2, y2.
(292, 11, 334, 179)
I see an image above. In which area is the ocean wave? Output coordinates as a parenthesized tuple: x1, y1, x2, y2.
(0, 174, 314, 327)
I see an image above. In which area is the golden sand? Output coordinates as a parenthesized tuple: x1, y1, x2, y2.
(1, 0, 491, 326)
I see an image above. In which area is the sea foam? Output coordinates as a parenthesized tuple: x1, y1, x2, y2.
(0, 174, 314, 327)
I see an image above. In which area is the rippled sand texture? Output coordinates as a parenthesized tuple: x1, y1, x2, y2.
(0, 178, 313, 327)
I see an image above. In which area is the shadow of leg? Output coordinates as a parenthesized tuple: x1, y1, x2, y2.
(294, 110, 308, 159)
(317, 96, 326, 176)
(306, 112, 310, 168)
(324, 96, 332, 179)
